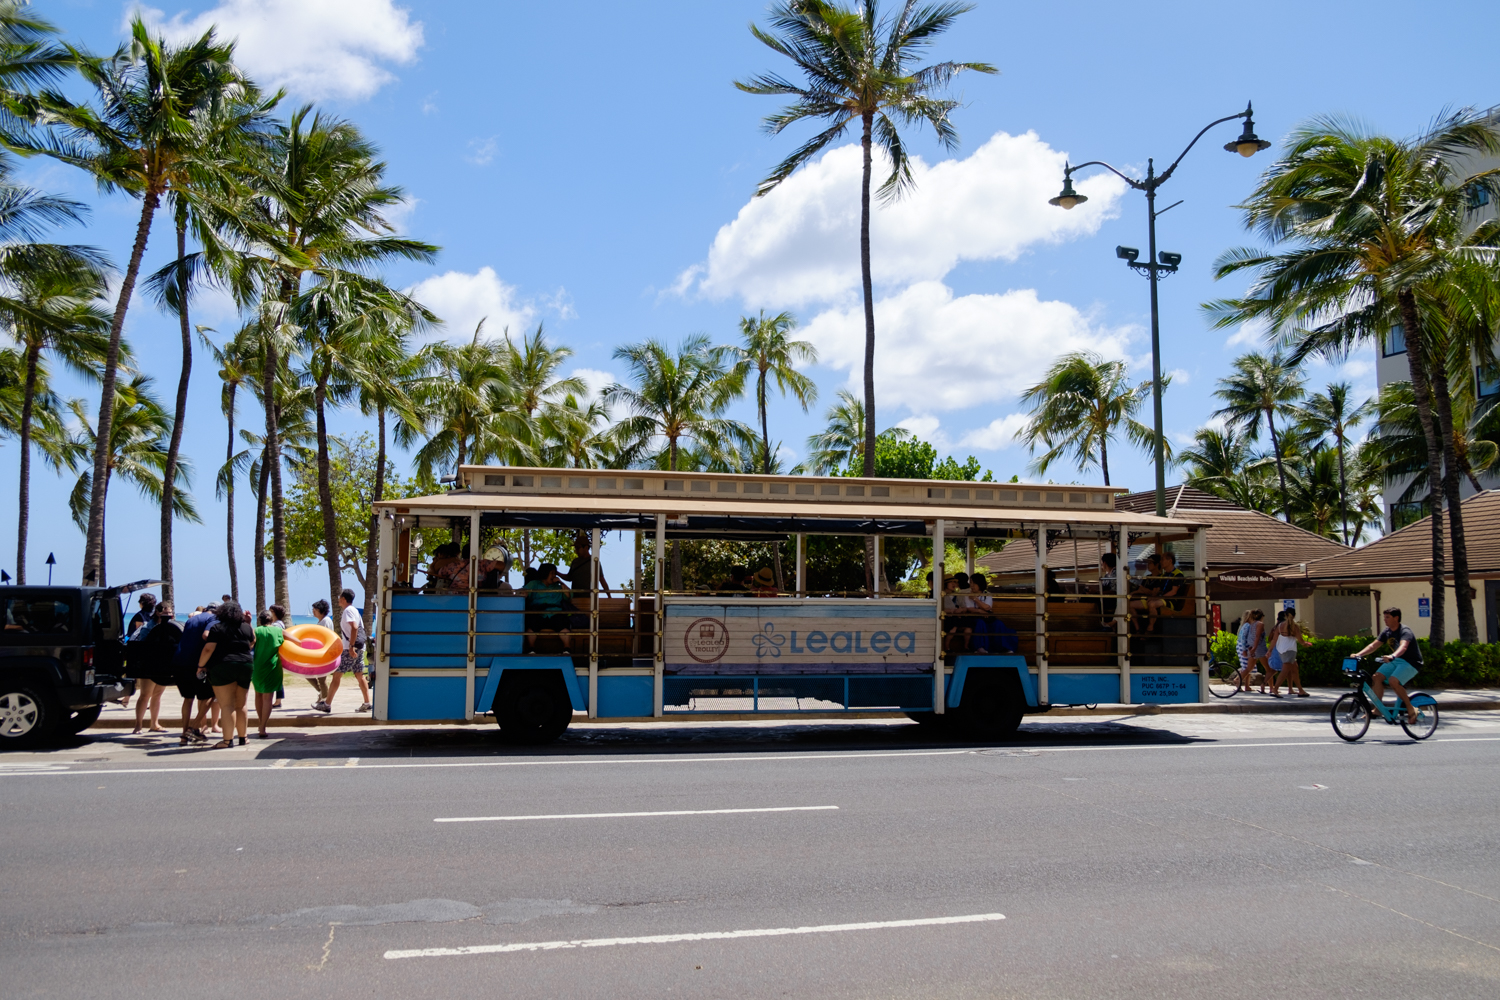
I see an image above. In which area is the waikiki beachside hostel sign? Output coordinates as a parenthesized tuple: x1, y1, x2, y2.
(664, 603, 937, 673)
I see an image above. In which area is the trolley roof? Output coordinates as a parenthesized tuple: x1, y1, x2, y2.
(375, 467, 1209, 540)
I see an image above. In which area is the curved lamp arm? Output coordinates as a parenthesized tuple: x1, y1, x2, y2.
(1157, 103, 1256, 184)
(1064, 159, 1145, 191)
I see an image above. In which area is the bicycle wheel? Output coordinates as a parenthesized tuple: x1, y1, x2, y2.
(1208, 660, 1243, 699)
(1399, 694, 1439, 741)
(1331, 693, 1371, 742)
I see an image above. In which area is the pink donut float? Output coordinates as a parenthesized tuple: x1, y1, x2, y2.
(279, 623, 344, 678)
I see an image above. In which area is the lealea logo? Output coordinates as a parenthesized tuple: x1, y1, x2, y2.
(683, 617, 730, 663)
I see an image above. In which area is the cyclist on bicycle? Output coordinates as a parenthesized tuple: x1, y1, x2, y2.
(1351, 607, 1422, 723)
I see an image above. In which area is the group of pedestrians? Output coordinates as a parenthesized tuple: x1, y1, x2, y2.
(120, 588, 370, 747)
(1233, 606, 1312, 697)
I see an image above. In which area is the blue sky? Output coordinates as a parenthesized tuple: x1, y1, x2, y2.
(6, 0, 1498, 606)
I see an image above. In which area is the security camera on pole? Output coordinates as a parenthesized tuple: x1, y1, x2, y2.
(1049, 103, 1271, 517)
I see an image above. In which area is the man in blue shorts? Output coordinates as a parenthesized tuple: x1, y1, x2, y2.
(1353, 607, 1421, 723)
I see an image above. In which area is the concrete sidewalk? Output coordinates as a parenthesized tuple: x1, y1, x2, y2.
(90, 678, 1500, 731)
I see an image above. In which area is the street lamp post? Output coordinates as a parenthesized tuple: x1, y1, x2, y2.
(1050, 102, 1271, 517)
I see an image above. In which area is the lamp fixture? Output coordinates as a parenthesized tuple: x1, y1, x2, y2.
(1225, 103, 1272, 157)
(1048, 168, 1087, 210)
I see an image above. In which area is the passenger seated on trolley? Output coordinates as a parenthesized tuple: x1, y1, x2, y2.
(556, 533, 610, 604)
(523, 563, 574, 652)
(1127, 553, 1161, 630)
(751, 566, 778, 596)
(968, 573, 994, 652)
(942, 574, 971, 655)
(425, 543, 465, 592)
(716, 565, 751, 596)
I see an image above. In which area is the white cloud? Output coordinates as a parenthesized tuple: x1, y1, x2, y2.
(466, 136, 498, 166)
(1166, 367, 1191, 385)
(141, 0, 424, 102)
(1224, 318, 1270, 349)
(897, 414, 944, 446)
(384, 196, 418, 234)
(682, 131, 1127, 308)
(958, 413, 1031, 451)
(801, 280, 1135, 413)
(568, 368, 617, 405)
(407, 267, 536, 343)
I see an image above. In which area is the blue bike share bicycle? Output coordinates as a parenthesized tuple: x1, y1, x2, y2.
(1330, 657, 1439, 741)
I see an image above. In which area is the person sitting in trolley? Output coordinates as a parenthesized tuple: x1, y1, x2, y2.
(1127, 553, 1162, 631)
(523, 562, 574, 653)
(751, 566, 778, 597)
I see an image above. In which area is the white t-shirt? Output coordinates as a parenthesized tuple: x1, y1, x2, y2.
(341, 604, 362, 643)
(969, 592, 993, 613)
(318, 614, 335, 631)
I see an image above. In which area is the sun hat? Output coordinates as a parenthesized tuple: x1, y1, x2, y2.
(753, 567, 776, 587)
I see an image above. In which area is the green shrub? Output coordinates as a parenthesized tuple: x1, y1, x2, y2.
(1206, 633, 1500, 687)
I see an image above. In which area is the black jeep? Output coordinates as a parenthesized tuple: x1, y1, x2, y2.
(0, 580, 158, 748)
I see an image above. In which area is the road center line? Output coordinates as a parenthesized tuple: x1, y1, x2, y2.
(383, 912, 1005, 960)
(435, 805, 838, 823)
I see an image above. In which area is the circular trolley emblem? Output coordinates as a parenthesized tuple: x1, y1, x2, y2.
(683, 617, 730, 663)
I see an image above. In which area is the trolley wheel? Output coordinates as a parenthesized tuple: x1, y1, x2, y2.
(493, 672, 573, 745)
(1330, 692, 1371, 742)
(1399, 693, 1439, 741)
(956, 668, 1026, 740)
(1208, 659, 1243, 699)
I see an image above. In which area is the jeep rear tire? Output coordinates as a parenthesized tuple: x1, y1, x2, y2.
(0, 686, 57, 749)
(63, 705, 103, 736)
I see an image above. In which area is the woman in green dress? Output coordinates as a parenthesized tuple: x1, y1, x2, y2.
(251, 608, 286, 738)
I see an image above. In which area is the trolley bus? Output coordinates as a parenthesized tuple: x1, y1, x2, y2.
(370, 467, 1212, 743)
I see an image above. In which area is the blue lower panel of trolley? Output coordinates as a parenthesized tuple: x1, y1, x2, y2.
(1129, 673, 1198, 703)
(387, 675, 468, 720)
(662, 674, 933, 712)
(1043, 673, 1121, 706)
(596, 675, 654, 718)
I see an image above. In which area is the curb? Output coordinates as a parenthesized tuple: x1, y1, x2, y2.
(1044, 697, 1500, 717)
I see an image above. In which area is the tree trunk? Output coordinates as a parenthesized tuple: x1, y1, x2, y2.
(1266, 407, 1291, 522)
(159, 208, 193, 606)
(15, 342, 40, 584)
(99, 467, 110, 588)
(1099, 432, 1110, 487)
(759, 370, 770, 475)
(254, 446, 269, 613)
(1427, 351, 1477, 643)
(313, 362, 343, 613)
(1398, 291, 1447, 645)
(84, 191, 158, 584)
(1335, 430, 1350, 547)
(859, 111, 876, 479)
(362, 406, 387, 623)
(225, 384, 238, 604)
(267, 288, 292, 609)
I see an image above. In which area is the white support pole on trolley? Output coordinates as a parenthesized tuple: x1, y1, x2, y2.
(588, 527, 600, 719)
(653, 514, 666, 717)
(1118, 523, 1131, 704)
(932, 518, 945, 714)
(795, 533, 806, 598)
(465, 511, 480, 720)
(1035, 525, 1049, 705)
(374, 511, 394, 721)
(1195, 525, 1210, 702)
(874, 535, 883, 598)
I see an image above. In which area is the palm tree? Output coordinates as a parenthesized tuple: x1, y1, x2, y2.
(541, 392, 613, 469)
(604, 336, 749, 590)
(500, 322, 584, 423)
(1016, 351, 1160, 486)
(201, 325, 258, 602)
(139, 83, 279, 605)
(1294, 383, 1374, 545)
(67, 374, 199, 586)
(219, 105, 439, 608)
(737, 0, 994, 475)
(39, 14, 239, 587)
(802, 388, 910, 474)
(0, 0, 76, 148)
(408, 321, 526, 480)
(1212, 352, 1304, 522)
(4, 258, 110, 583)
(1204, 112, 1500, 643)
(731, 310, 817, 474)
(1176, 425, 1275, 513)
(356, 322, 424, 621)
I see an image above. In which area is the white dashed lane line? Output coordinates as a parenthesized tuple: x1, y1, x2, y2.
(434, 805, 839, 823)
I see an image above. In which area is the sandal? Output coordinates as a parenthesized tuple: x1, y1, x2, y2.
(179, 733, 191, 746)
(210, 739, 233, 750)
(237, 736, 247, 747)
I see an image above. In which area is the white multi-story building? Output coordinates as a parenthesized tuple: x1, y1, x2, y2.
(1375, 106, 1500, 531)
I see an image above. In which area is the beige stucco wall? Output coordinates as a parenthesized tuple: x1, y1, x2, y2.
(1365, 581, 1472, 641)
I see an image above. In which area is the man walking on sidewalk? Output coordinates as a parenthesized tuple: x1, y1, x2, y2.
(325, 588, 371, 713)
(308, 599, 334, 712)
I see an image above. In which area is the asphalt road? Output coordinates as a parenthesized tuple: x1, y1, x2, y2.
(4, 710, 1499, 999)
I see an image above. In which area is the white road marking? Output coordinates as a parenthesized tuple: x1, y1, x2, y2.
(4, 736, 1499, 778)
(383, 912, 1006, 960)
(435, 805, 838, 823)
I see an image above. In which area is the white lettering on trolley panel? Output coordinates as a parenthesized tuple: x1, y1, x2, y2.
(664, 603, 935, 671)
(383, 912, 1006, 960)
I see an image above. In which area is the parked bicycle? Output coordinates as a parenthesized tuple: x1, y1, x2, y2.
(1208, 658, 1248, 698)
(1330, 657, 1439, 742)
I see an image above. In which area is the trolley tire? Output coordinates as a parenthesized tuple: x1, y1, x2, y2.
(63, 705, 102, 736)
(0, 685, 58, 750)
(956, 668, 1026, 740)
(493, 672, 573, 745)
(1330, 692, 1370, 742)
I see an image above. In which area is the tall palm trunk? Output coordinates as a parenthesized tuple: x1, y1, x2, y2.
(1398, 290, 1448, 645)
(254, 446, 269, 612)
(1427, 354, 1477, 643)
(99, 467, 111, 587)
(15, 342, 40, 583)
(1099, 430, 1110, 487)
(84, 191, 158, 584)
(267, 287, 292, 609)
(758, 371, 771, 475)
(313, 361, 342, 609)
(1266, 407, 1291, 522)
(159, 206, 192, 605)
(362, 405, 387, 622)
(859, 112, 877, 477)
(1335, 430, 1350, 546)
(225, 384, 238, 604)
